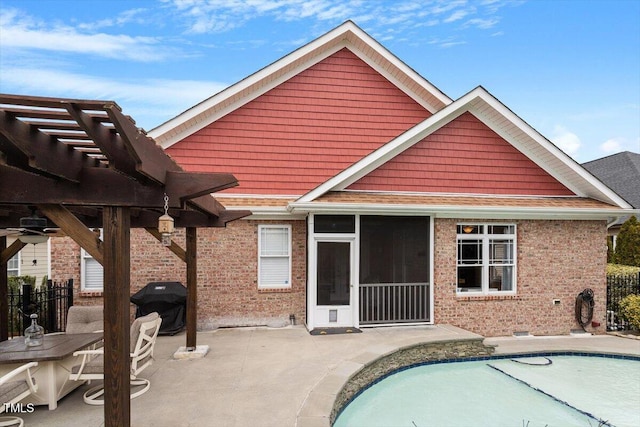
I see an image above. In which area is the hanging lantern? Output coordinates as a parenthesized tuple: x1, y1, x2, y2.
(158, 194, 174, 246)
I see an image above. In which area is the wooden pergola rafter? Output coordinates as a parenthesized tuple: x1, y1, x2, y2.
(0, 94, 249, 427)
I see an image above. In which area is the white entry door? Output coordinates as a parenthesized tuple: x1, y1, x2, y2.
(314, 239, 355, 327)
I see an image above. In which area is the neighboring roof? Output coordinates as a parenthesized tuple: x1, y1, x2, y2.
(582, 151, 640, 208)
(149, 21, 452, 148)
(297, 86, 633, 210)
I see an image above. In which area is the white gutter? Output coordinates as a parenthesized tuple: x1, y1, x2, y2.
(288, 202, 638, 221)
(222, 206, 306, 220)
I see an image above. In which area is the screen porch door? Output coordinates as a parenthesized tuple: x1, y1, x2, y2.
(314, 239, 355, 327)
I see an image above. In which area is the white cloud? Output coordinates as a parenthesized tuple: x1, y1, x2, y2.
(464, 17, 500, 29)
(444, 9, 471, 23)
(0, 8, 168, 62)
(600, 138, 623, 153)
(551, 125, 581, 155)
(428, 37, 467, 49)
(164, 0, 510, 38)
(600, 137, 640, 154)
(0, 66, 227, 129)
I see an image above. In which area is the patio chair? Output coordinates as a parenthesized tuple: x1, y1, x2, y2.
(0, 362, 38, 427)
(65, 306, 103, 334)
(69, 312, 162, 405)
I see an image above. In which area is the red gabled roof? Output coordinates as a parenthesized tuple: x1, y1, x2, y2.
(166, 49, 431, 195)
(348, 112, 574, 196)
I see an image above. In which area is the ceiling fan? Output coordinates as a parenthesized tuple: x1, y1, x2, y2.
(0, 209, 58, 244)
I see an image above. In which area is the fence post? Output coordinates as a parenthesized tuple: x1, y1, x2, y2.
(21, 283, 32, 334)
(47, 280, 56, 333)
(67, 278, 74, 308)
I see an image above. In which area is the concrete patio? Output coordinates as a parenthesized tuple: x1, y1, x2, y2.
(18, 325, 640, 427)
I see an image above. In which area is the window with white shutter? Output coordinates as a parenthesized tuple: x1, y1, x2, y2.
(7, 253, 19, 277)
(81, 230, 103, 291)
(258, 225, 291, 289)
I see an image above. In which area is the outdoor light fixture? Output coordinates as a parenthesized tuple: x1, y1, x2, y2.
(158, 194, 174, 246)
(462, 225, 475, 234)
(18, 234, 49, 244)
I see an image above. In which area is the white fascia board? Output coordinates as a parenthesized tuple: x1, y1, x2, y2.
(150, 21, 451, 149)
(289, 201, 636, 221)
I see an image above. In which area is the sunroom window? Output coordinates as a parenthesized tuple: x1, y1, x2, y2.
(457, 224, 515, 294)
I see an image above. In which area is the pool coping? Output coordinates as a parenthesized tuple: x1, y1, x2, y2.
(295, 331, 640, 427)
(295, 325, 485, 427)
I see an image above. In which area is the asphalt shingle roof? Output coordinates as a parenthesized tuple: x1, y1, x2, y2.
(583, 151, 640, 209)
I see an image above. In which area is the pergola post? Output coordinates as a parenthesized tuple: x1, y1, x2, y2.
(186, 227, 197, 349)
(0, 237, 7, 342)
(102, 206, 131, 427)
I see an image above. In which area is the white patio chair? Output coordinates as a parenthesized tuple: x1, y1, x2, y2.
(0, 362, 38, 427)
(65, 306, 104, 334)
(47, 305, 104, 350)
(69, 312, 162, 405)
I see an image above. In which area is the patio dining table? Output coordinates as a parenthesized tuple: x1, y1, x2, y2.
(0, 332, 103, 410)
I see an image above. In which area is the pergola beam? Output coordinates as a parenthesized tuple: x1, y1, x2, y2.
(65, 104, 142, 181)
(105, 105, 170, 184)
(0, 165, 165, 208)
(165, 171, 238, 204)
(144, 228, 186, 262)
(0, 111, 95, 182)
(0, 238, 27, 265)
(38, 204, 103, 264)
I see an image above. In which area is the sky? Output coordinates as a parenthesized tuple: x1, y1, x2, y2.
(0, 0, 639, 163)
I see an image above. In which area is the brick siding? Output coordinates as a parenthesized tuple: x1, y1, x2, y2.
(52, 218, 607, 337)
(433, 218, 607, 336)
(51, 219, 307, 327)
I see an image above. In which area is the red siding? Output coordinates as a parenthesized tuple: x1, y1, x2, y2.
(348, 112, 574, 196)
(167, 48, 431, 195)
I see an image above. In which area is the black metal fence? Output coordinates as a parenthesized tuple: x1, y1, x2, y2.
(7, 279, 74, 338)
(606, 272, 640, 331)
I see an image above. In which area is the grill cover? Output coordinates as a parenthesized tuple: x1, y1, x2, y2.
(130, 282, 186, 335)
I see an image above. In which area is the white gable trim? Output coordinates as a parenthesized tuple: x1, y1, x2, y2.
(296, 87, 632, 209)
(150, 21, 452, 149)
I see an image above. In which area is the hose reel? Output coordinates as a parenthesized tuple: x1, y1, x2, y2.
(575, 288, 595, 331)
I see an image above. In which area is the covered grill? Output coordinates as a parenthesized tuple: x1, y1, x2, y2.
(130, 282, 187, 335)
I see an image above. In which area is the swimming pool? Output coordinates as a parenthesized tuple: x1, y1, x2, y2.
(334, 354, 640, 427)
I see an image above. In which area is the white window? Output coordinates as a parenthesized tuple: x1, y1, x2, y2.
(7, 253, 19, 277)
(81, 230, 103, 291)
(457, 224, 516, 294)
(258, 225, 291, 289)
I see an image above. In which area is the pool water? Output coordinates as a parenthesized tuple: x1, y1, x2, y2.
(334, 355, 640, 427)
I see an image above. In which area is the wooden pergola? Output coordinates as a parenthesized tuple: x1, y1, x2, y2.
(0, 94, 249, 426)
